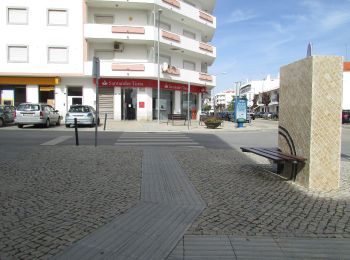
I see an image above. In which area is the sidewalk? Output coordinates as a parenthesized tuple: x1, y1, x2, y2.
(99, 118, 279, 133)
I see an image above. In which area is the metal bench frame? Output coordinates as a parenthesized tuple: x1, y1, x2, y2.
(167, 114, 187, 125)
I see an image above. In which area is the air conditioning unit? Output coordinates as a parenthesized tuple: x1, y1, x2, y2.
(113, 42, 124, 52)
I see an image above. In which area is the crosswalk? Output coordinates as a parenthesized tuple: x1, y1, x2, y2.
(115, 132, 204, 148)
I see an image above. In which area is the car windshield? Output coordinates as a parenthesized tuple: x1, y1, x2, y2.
(17, 104, 40, 111)
(69, 106, 90, 113)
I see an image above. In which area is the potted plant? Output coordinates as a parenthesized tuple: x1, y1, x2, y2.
(204, 116, 223, 129)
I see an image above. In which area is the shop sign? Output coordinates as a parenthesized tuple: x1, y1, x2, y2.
(139, 102, 145, 108)
(93, 78, 207, 93)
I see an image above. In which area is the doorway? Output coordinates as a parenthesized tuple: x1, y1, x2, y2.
(67, 87, 83, 111)
(121, 88, 137, 120)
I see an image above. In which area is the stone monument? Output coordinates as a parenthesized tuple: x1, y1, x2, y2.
(279, 56, 343, 191)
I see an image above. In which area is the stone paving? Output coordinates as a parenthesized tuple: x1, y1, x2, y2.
(0, 147, 141, 260)
(175, 148, 350, 238)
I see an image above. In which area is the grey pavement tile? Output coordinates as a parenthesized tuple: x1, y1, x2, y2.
(276, 237, 350, 259)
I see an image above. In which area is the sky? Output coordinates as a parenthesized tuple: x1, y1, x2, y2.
(210, 0, 350, 94)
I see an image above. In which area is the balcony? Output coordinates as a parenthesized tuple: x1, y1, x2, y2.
(84, 61, 215, 87)
(86, 0, 216, 40)
(84, 24, 216, 62)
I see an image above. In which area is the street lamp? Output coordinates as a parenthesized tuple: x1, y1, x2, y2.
(157, 9, 162, 124)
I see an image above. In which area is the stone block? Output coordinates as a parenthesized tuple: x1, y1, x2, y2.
(279, 56, 343, 190)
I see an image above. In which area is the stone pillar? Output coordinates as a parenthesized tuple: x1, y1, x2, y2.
(173, 90, 181, 114)
(114, 87, 121, 121)
(279, 56, 343, 191)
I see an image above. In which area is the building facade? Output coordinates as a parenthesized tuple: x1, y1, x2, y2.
(0, 0, 216, 121)
(214, 89, 235, 110)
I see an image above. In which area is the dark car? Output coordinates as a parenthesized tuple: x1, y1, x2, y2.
(0, 105, 16, 127)
(343, 110, 350, 124)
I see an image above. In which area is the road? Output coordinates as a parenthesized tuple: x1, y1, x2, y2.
(0, 124, 349, 158)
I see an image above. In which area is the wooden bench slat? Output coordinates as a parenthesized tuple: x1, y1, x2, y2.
(251, 148, 306, 162)
(241, 147, 286, 162)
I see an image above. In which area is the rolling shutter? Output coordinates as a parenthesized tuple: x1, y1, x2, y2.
(99, 88, 114, 119)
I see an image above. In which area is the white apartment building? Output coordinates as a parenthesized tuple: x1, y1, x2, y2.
(0, 0, 216, 121)
(214, 89, 235, 110)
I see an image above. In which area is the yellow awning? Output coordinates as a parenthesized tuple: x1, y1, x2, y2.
(0, 77, 60, 85)
(40, 86, 55, 91)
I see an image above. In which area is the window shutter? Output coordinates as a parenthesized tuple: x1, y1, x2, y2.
(183, 60, 195, 70)
(95, 15, 114, 24)
(95, 50, 114, 60)
(48, 10, 67, 25)
(8, 8, 27, 24)
(8, 46, 28, 62)
(48, 47, 68, 63)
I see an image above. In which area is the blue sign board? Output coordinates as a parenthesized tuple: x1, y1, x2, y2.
(234, 98, 247, 122)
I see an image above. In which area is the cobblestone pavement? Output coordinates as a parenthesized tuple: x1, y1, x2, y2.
(0, 147, 141, 260)
(175, 148, 350, 238)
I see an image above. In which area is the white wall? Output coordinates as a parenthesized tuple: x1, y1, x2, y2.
(114, 87, 122, 120)
(343, 72, 350, 110)
(0, 0, 84, 75)
(173, 90, 181, 114)
(88, 8, 149, 25)
(26, 85, 38, 103)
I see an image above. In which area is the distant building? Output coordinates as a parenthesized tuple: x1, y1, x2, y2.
(239, 75, 279, 113)
(214, 89, 235, 111)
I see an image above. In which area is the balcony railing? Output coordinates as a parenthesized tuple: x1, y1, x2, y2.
(85, 24, 216, 60)
(112, 26, 145, 34)
(84, 61, 216, 87)
(199, 11, 214, 23)
(111, 64, 145, 71)
(162, 30, 181, 42)
(162, 0, 180, 8)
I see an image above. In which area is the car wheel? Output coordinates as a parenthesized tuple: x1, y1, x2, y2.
(65, 124, 70, 128)
(17, 124, 23, 128)
(0, 118, 4, 127)
(45, 119, 50, 128)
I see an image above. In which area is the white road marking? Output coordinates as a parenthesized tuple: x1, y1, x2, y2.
(40, 136, 72, 146)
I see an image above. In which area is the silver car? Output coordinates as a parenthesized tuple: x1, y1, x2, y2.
(65, 105, 99, 128)
(15, 103, 61, 128)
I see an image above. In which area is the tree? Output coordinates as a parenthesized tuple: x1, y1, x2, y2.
(262, 92, 271, 112)
(252, 94, 259, 110)
(202, 104, 211, 111)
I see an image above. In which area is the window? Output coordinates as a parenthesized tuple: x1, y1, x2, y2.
(7, 7, 28, 24)
(156, 21, 171, 31)
(159, 55, 171, 65)
(94, 50, 114, 60)
(94, 15, 114, 24)
(183, 30, 195, 39)
(48, 9, 68, 25)
(48, 47, 68, 63)
(183, 60, 196, 70)
(8, 45, 28, 63)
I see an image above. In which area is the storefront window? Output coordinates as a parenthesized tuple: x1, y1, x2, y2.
(153, 90, 173, 120)
(182, 92, 197, 119)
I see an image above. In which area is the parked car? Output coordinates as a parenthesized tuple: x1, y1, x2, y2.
(0, 105, 16, 127)
(343, 110, 350, 124)
(15, 103, 61, 128)
(65, 105, 99, 127)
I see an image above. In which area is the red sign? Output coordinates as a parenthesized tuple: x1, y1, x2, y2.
(139, 102, 145, 108)
(93, 78, 207, 93)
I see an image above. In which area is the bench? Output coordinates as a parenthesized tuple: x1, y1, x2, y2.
(240, 147, 306, 181)
(167, 114, 187, 125)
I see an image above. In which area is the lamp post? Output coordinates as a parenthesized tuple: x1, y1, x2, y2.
(157, 9, 162, 124)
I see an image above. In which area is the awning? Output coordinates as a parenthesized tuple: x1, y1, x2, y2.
(0, 77, 60, 85)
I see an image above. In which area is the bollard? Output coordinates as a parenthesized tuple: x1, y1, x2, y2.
(74, 118, 79, 146)
(103, 113, 107, 131)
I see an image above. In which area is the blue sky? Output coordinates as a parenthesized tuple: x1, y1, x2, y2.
(210, 0, 350, 94)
